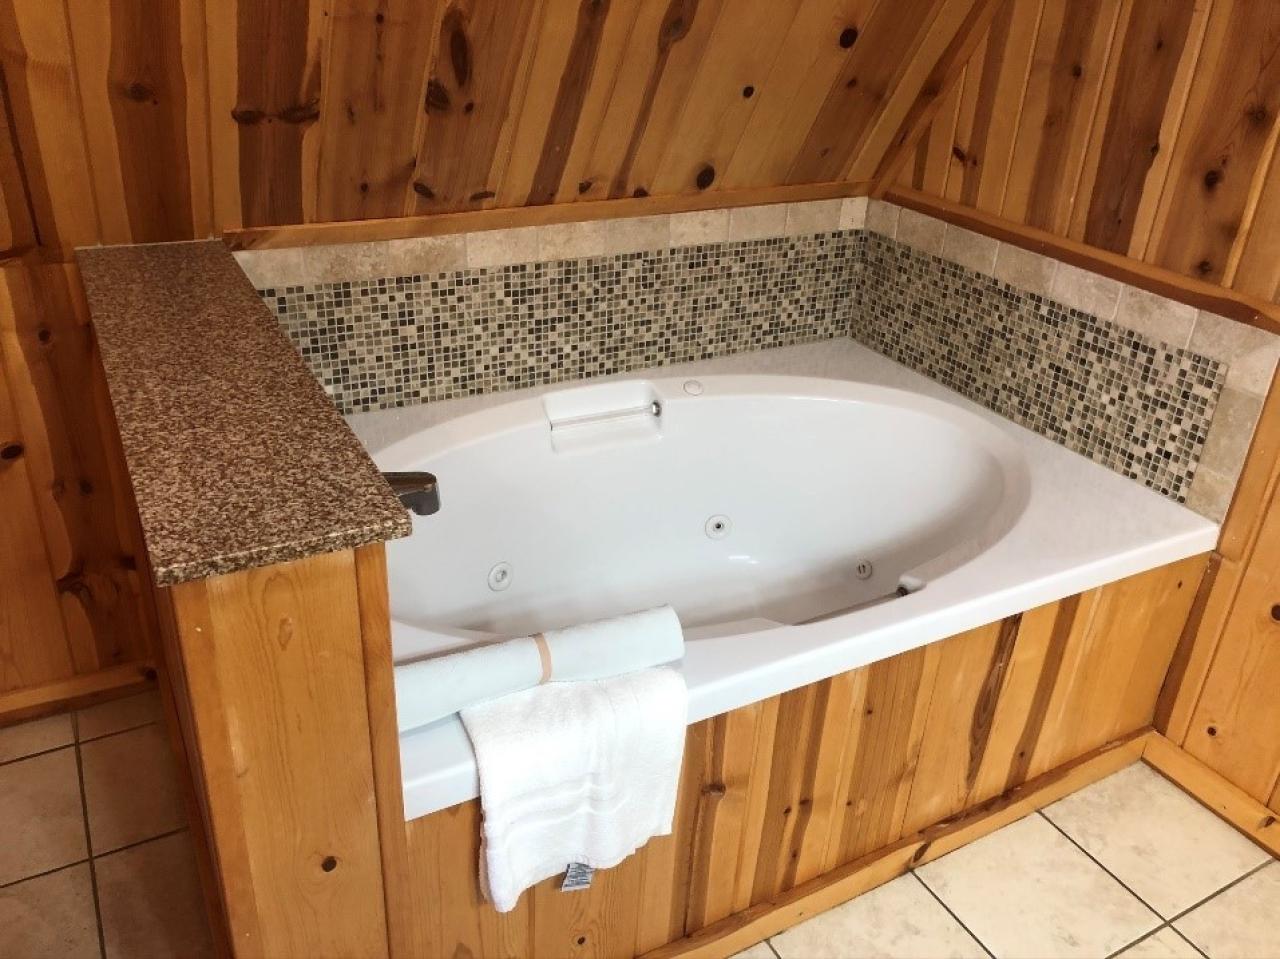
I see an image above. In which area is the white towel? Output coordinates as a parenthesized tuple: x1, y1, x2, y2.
(394, 606, 684, 732)
(460, 666, 687, 913)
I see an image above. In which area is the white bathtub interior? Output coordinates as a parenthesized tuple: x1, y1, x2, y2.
(351, 340, 1219, 821)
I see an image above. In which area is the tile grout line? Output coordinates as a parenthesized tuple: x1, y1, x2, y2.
(1169, 922, 1211, 959)
(93, 826, 189, 862)
(76, 717, 161, 748)
(0, 856, 91, 890)
(1036, 809, 1167, 922)
(0, 740, 78, 769)
(764, 936, 783, 959)
(910, 870, 997, 959)
(1164, 858, 1275, 926)
(70, 711, 109, 959)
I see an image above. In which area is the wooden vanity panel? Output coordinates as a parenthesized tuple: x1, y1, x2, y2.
(395, 556, 1207, 959)
(166, 548, 391, 959)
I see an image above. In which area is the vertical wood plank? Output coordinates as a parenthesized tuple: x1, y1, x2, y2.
(168, 550, 390, 958)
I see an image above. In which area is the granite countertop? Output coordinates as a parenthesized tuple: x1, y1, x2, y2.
(77, 240, 411, 586)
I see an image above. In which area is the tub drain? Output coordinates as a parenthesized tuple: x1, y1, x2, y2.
(488, 562, 513, 591)
(705, 515, 732, 539)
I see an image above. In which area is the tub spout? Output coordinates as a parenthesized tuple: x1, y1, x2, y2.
(383, 471, 439, 516)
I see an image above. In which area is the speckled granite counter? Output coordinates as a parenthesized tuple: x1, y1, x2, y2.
(77, 240, 410, 586)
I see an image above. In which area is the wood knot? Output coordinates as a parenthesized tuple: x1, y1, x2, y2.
(910, 840, 932, 864)
(375, 11, 384, 23)
(577, 179, 592, 194)
(695, 164, 715, 190)
(576, 936, 587, 946)
(703, 782, 727, 796)
(321, 855, 338, 872)
(845, 77, 857, 90)
(464, 101, 475, 114)
(123, 81, 155, 102)
(359, 181, 370, 194)
(412, 181, 435, 199)
(142, 666, 158, 681)
(37, 326, 52, 344)
(1206, 725, 1218, 737)
(1195, 259, 1213, 275)
(1149, 141, 1160, 156)
(742, 84, 755, 98)
(425, 79, 451, 112)
(1247, 104, 1269, 125)
(782, 805, 792, 815)
(278, 100, 320, 124)
(632, 186, 649, 198)
(0, 442, 23, 460)
(1269, 603, 1280, 622)
(449, 23, 471, 86)
(78, 479, 94, 495)
(1070, 63, 1083, 78)
(839, 26, 858, 48)
(469, 189, 495, 201)
(230, 106, 266, 125)
(1203, 168, 1223, 190)
(1262, 815, 1276, 828)
(951, 145, 968, 163)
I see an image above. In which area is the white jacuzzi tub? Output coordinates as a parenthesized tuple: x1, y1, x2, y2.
(359, 341, 1218, 820)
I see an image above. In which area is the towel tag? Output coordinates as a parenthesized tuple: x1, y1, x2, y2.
(561, 862, 595, 892)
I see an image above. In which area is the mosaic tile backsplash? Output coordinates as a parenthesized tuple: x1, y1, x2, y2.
(853, 232, 1224, 501)
(262, 232, 860, 414)
(260, 216, 1227, 505)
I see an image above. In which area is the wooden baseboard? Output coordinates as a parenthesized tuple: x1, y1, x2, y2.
(1142, 734, 1280, 858)
(642, 729, 1154, 959)
(0, 661, 156, 726)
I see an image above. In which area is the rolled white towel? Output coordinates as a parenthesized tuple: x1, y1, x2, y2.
(393, 606, 684, 733)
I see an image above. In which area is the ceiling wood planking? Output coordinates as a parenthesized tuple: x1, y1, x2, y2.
(1068, 0, 1205, 256)
(719, 0, 876, 191)
(0, 0, 1004, 247)
(1143, 0, 1280, 287)
(0, 0, 102, 252)
(998, 0, 1123, 235)
(315, 0, 440, 222)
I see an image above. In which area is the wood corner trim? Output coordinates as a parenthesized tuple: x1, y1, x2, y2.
(0, 661, 156, 727)
(883, 188, 1280, 336)
(1142, 734, 1280, 858)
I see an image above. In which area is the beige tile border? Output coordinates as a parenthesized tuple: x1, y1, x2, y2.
(234, 197, 871, 289)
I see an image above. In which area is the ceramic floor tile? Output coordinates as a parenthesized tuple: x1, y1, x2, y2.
(916, 813, 1159, 959)
(1115, 927, 1204, 958)
(81, 723, 184, 854)
(76, 690, 162, 742)
(731, 942, 777, 959)
(0, 713, 74, 764)
(96, 831, 214, 959)
(1174, 862, 1280, 959)
(0, 747, 88, 885)
(770, 873, 987, 959)
(0, 862, 100, 959)
(1044, 763, 1269, 918)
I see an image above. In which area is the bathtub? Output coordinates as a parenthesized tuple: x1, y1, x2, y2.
(363, 341, 1218, 820)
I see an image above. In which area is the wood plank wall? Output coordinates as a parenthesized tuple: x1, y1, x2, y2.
(896, 0, 1280, 835)
(0, 0, 1001, 256)
(395, 556, 1205, 958)
(897, 0, 1280, 304)
(0, 260, 155, 704)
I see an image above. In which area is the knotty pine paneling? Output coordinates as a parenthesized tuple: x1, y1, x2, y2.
(397, 556, 1206, 958)
(897, 0, 1280, 305)
(0, 0, 998, 255)
(0, 260, 155, 694)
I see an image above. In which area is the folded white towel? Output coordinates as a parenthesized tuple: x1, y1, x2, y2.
(394, 606, 684, 732)
(461, 666, 687, 913)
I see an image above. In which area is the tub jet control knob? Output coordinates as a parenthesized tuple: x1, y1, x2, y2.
(488, 562, 513, 591)
(705, 515, 732, 539)
(855, 561, 874, 580)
